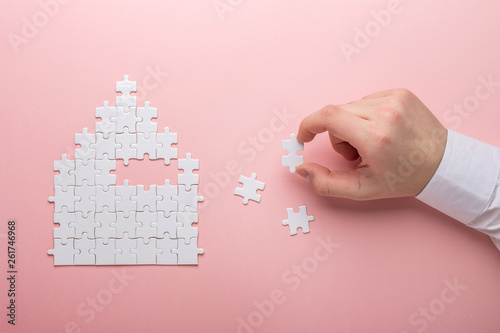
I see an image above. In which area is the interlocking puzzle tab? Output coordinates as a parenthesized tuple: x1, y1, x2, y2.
(282, 205, 314, 235)
(48, 76, 203, 266)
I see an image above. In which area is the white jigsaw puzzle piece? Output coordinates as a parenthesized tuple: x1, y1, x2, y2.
(234, 173, 265, 204)
(54, 154, 75, 191)
(116, 128, 137, 165)
(73, 159, 97, 186)
(48, 239, 78, 266)
(114, 106, 138, 133)
(74, 180, 96, 218)
(95, 207, 117, 241)
(53, 206, 75, 245)
(95, 156, 116, 190)
(91, 185, 118, 213)
(172, 239, 204, 265)
(71, 211, 98, 239)
(136, 210, 157, 239)
(153, 212, 180, 239)
(74, 233, 96, 265)
(49, 185, 76, 213)
(157, 235, 177, 265)
(178, 153, 199, 190)
(133, 185, 161, 212)
(94, 133, 119, 160)
(116, 75, 137, 113)
(282, 133, 304, 173)
(173, 185, 204, 212)
(115, 233, 137, 265)
(115, 180, 137, 216)
(74, 128, 96, 165)
(157, 127, 177, 165)
(134, 132, 158, 159)
(113, 211, 139, 238)
(95, 101, 117, 139)
(157, 180, 178, 217)
(136, 101, 157, 138)
(90, 239, 120, 265)
(131, 238, 162, 265)
(176, 208, 198, 244)
(282, 205, 314, 235)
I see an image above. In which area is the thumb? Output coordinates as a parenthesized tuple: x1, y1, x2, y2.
(295, 162, 370, 200)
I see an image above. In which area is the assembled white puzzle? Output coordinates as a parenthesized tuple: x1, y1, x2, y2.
(48, 76, 204, 266)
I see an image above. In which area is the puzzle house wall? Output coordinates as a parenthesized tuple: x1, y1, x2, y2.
(48, 76, 204, 265)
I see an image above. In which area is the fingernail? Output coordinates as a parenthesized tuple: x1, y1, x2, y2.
(297, 170, 310, 180)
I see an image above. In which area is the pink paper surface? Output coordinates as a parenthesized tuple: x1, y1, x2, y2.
(1, 1, 500, 332)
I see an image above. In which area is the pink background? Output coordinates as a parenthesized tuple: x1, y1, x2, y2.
(1, 0, 500, 332)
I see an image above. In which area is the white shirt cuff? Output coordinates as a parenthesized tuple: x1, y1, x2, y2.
(416, 129, 500, 225)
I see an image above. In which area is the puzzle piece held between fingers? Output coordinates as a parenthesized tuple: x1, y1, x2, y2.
(282, 133, 304, 173)
(234, 173, 265, 204)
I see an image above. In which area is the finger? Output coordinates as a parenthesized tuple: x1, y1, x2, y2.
(360, 89, 394, 100)
(296, 105, 367, 145)
(331, 139, 360, 161)
(295, 162, 367, 200)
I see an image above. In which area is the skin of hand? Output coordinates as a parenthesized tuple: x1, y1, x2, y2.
(295, 88, 448, 200)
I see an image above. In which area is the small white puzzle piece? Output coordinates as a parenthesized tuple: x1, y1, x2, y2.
(116, 128, 137, 165)
(95, 156, 116, 190)
(48, 239, 78, 266)
(136, 210, 157, 239)
(73, 159, 97, 186)
(172, 239, 204, 265)
(72, 211, 98, 239)
(95, 207, 117, 241)
(153, 212, 179, 239)
(174, 185, 204, 212)
(54, 154, 75, 191)
(116, 180, 137, 216)
(134, 133, 158, 159)
(115, 106, 138, 133)
(90, 239, 120, 265)
(136, 101, 157, 138)
(94, 133, 119, 160)
(95, 101, 117, 139)
(113, 211, 139, 238)
(53, 206, 75, 245)
(234, 173, 265, 204)
(282, 133, 304, 173)
(282, 205, 314, 235)
(74, 128, 96, 165)
(178, 153, 199, 190)
(92, 185, 118, 213)
(115, 75, 137, 113)
(157, 180, 177, 217)
(49, 185, 76, 213)
(157, 127, 177, 165)
(176, 208, 199, 244)
(133, 185, 160, 212)
(74, 180, 96, 218)
(131, 238, 162, 265)
(115, 234, 137, 265)
(157, 235, 177, 265)
(74, 233, 96, 265)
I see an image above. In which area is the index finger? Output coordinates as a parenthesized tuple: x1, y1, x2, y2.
(296, 104, 367, 146)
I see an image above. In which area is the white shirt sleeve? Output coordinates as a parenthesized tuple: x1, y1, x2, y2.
(416, 129, 500, 251)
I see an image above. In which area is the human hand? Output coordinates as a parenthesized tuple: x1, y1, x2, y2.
(295, 89, 447, 200)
